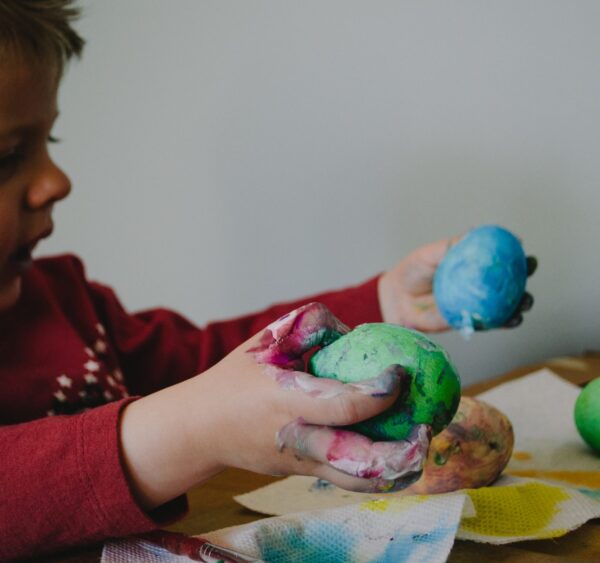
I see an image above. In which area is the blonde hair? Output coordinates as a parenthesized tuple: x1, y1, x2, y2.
(0, 0, 84, 71)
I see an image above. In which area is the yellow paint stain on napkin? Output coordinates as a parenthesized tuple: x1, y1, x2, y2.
(461, 482, 568, 538)
(360, 496, 427, 513)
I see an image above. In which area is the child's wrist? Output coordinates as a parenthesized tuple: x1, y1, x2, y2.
(119, 380, 224, 510)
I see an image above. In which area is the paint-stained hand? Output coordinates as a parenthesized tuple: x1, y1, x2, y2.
(378, 237, 457, 332)
(378, 237, 537, 332)
(203, 303, 429, 493)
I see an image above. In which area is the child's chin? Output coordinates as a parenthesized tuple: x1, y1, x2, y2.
(0, 276, 23, 313)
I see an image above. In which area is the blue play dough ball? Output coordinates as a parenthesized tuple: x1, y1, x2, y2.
(433, 225, 528, 331)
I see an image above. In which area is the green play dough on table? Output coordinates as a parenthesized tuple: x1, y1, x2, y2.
(574, 378, 600, 453)
(308, 323, 461, 441)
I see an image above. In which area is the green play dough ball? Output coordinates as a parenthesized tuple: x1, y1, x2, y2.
(308, 323, 461, 441)
(574, 378, 600, 453)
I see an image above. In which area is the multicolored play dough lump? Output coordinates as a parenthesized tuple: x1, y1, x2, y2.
(405, 396, 514, 494)
(574, 378, 600, 453)
(433, 225, 528, 331)
(308, 323, 461, 441)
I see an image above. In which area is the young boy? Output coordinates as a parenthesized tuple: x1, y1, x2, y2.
(0, 1, 535, 560)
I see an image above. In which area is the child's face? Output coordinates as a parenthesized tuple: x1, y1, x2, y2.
(0, 61, 71, 312)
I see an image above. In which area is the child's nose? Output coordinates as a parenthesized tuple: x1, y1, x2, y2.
(26, 157, 71, 209)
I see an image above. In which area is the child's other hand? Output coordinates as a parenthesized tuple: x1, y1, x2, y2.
(204, 303, 429, 494)
(378, 237, 457, 332)
(378, 236, 537, 332)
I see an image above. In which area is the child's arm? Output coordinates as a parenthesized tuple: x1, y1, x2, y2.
(0, 399, 185, 561)
(0, 304, 427, 561)
(85, 269, 383, 395)
(94, 234, 534, 399)
(81, 237, 459, 396)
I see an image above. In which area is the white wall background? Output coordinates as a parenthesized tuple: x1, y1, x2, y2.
(44, 0, 600, 387)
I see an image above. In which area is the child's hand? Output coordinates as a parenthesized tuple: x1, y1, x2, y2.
(378, 236, 536, 332)
(206, 303, 429, 492)
(378, 237, 457, 332)
(120, 303, 429, 510)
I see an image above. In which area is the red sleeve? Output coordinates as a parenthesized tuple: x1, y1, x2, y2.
(0, 256, 382, 559)
(88, 275, 383, 395)
(0, 257, 380, 560)
(0, 398, 187, 561)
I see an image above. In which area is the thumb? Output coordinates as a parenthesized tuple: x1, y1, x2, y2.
(281, 364, 408, 427)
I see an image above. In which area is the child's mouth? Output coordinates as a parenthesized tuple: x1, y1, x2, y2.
(6, 227, 52, 275)
(9, 244, 34, 272)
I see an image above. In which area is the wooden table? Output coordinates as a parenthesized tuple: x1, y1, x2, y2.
(41, 353, 600, 562)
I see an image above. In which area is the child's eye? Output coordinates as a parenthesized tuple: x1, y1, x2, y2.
(48, 135, 61, 144)
(0, 148, 25, 183)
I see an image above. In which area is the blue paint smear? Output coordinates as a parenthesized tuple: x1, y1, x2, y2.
(372, 524, 457, 563)
(255, 519, 356, 563)
(433, 225, 527, 330)
(310, 479, 336, 492)
(579, 488, 600, 501)
(255, 514, 460, 562)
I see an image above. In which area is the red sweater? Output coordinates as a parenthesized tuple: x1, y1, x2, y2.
(0, 254, 382, 561)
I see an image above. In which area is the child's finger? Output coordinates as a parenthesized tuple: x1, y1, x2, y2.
(248, 302, 349, 369)
(269, 363, 406, 401)
(275, 365, 407, 426)
(408, 295, 449, 333)
(526, 256, 538, 277)
(503, 314, 523, 328)
(412, 234, 464, 269)
(277, 420, 430, 483)
(502, 292, 533, 329)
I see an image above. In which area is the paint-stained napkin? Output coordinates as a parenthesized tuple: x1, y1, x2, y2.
(477, 368, 600, 492)
(102, 540, 193, 562)
(102, 475, 600, 562)
(201, 493, 468, 562)
(232, 474, 600, 545)
(102, 494, 468, 563)
(457, 475, 600, 543)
